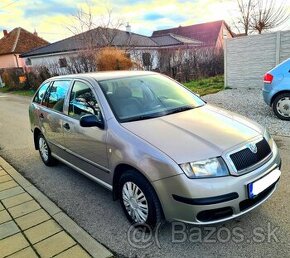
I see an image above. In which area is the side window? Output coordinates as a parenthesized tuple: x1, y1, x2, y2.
(68, 81, 100, 120)
(46, 80, 70, 112)
(33, 82, 50, 104)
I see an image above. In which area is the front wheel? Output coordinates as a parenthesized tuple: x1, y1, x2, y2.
(273, 93, 290, 121)
(38, 133, 57, 166)
(119, 171, 163, 227)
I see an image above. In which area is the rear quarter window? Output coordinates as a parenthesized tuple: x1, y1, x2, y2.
(33, 82, 50, 104)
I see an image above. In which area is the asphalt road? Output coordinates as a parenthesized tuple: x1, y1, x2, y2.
(0, 92, 289, 257)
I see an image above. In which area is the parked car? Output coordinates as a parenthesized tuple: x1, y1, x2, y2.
(263, 58, 290, 120)
(29, 71, 281, 227)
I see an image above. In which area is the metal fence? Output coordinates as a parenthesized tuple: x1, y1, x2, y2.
(224, 30, 290, 88)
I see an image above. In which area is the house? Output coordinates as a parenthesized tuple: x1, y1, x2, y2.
(20, 25, 202, 73)
(0, 27, 49, 70)
(152, 20, 233, 50)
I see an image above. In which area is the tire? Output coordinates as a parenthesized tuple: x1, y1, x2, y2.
(118, 170, 163, 228)
(37, 133, 57, 166)
(273, 93, 290, 121)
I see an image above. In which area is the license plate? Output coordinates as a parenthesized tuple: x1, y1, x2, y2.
(248, 169, 281, 199)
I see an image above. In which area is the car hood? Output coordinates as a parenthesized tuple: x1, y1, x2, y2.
(122, 104, 263, 164)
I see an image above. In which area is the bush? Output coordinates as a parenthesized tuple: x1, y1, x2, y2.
(1, 69, 25, 90)
(26, 67, 52, 90)
(96, 47, 133, 71)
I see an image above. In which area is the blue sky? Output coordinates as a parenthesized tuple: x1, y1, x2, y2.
(1, 0, 289, 42)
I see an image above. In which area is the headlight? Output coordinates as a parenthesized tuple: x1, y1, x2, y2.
(264, 128, 272, 142)
(180, 157, 229, 179)
(264, 128, 273, 148)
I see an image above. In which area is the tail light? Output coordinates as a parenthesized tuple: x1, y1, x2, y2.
(264, 73, 274, 84)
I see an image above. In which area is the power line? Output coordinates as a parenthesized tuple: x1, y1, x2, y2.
(0, 0, 19, 9)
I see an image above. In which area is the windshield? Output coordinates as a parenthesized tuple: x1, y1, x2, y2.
(99, 74, 205, 122)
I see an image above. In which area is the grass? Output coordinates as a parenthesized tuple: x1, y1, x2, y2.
(0, 75, 225, 98)
(0, 87, 35, 97)
(183, 75, 224, 96)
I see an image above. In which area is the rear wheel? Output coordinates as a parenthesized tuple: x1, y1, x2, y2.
(273, 93, 290, 120)
(118, 171, 163, 228)
(38, 134, 57, 166)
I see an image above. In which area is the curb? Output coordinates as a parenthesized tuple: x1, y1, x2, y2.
(0, 156, 114, 258)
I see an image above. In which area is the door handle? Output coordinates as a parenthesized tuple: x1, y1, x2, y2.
(63, 123, 70, 130)
(39, 113, 44, 119)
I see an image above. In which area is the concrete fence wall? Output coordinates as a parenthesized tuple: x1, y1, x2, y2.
(225, 30, 290, 88)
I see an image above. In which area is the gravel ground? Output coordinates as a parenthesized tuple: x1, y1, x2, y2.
(203, 88, 290, 137)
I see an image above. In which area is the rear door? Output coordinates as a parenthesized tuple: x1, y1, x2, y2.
(61, 80, 110, 184)
(39, 80, 71, 156)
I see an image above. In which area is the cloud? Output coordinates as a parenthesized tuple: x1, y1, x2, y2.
(143, 12, 165, 21)
(24, 1, 76, 18)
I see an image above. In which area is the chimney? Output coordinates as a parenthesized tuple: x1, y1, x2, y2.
(3, 30, 8, 37)
(33, 30, 38, 37)
(126, 23, 131, 33)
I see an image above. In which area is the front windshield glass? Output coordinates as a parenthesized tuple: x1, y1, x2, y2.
(99, 74, 205, 122)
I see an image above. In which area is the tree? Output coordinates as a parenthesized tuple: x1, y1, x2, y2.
(251, 0, 290, 34)
(233, 0, 289, 35)
(234, 0, 255, 35)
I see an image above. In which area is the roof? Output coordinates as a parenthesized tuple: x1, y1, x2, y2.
(45, 70, 157, 82)
(152, 20, 231, 47)
(0, 27, 49, 55)
(151, 33, 202, 46)
(21, 27, 159, 58)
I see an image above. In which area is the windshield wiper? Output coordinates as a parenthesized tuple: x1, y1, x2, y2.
(122, 113, 162, 123)
(163, 105, 195, 116)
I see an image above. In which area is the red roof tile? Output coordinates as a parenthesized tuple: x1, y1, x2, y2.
(0, 27, 49, 55)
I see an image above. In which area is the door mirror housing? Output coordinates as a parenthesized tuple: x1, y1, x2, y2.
(80, 114, 104, 129)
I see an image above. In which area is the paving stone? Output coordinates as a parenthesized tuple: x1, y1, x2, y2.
(0, 174, 12, 183)
(25, 185, 61, 216)
(0, 186, 24, 200)
(2, 192, 33, 208)
(0, 180, 17, 192)
(54, 212, 113, 258)
(0, 170, 7, 176)
(54, 245, 91, 258)
(15, 209, 51, 230)
(34, 231, 75, 258)
(0, 221, 20, 239)
(0, 209, 12, 224)
(0, 233, 29, 257)
(24, 219, 62, 244)
(8, 200, 41, 218)
(7, 246, 38, 258)
(0, 202, 4, 211)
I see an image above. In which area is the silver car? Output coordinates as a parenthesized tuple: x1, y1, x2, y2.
(29, 71, 281, 227)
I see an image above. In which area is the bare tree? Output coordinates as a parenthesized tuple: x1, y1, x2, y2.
(251, 0, 290, 34)
(233, 0, 255, 35)
(65, 2, 126, 73)
(233, 0, 290, 35)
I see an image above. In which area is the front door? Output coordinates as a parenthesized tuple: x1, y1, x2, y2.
(61, 80, 110, 183)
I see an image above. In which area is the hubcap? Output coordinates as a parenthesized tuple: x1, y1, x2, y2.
(277, 97, 290, 117)
(122, 182, 148, 223)
(39, 137, 49, 162)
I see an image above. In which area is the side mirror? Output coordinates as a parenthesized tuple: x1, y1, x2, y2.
(80, 114, 104, 129)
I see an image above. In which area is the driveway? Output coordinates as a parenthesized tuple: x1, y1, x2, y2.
(0, 91, 289, 257)
(203, 88, 290, 137)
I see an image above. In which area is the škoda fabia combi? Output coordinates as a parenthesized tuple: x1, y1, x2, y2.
(29, 71, 281, 227)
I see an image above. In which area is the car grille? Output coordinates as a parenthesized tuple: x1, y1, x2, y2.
(230, 138, 271, 172)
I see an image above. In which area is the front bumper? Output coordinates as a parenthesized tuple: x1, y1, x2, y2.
(153, 141, 281, 225)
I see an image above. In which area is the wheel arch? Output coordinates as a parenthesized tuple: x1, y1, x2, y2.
(271, 90, 290, 105)
(33, 127, 42, 150)
(112, 164, 155, 200)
